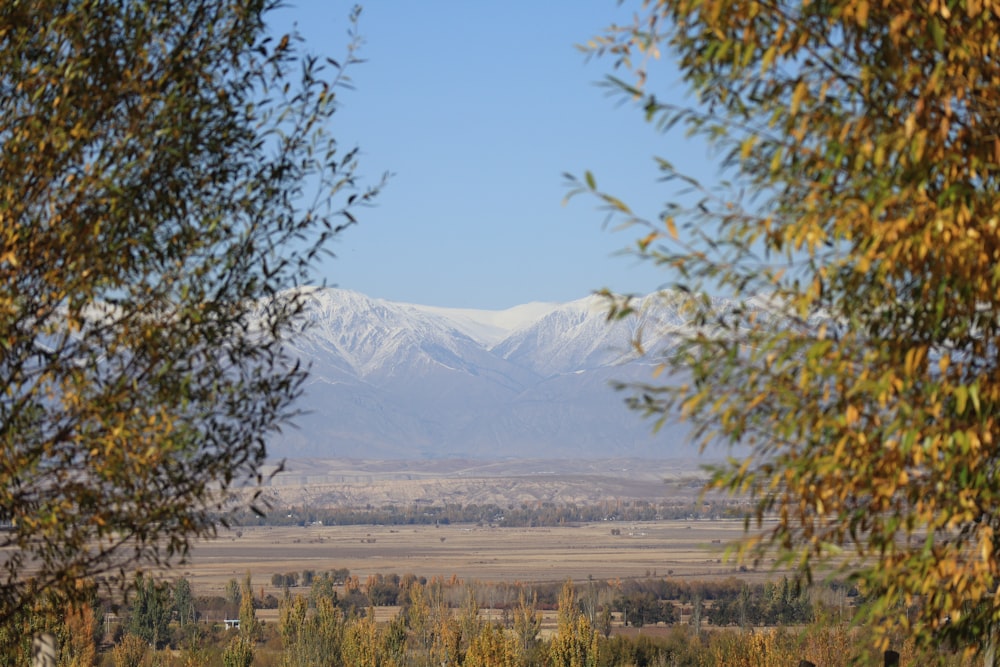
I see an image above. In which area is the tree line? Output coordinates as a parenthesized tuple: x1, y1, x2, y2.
(4, 570, 877, 665)
(231, 498, 748, 529)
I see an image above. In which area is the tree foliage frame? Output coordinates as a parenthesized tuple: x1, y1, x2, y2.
(571, 0, 1000, 653)
(0, 0, 382, 626)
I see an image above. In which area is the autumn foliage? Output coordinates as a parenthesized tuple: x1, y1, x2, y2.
(571, 0, 1000, 654)
(0, 0, 381, 628)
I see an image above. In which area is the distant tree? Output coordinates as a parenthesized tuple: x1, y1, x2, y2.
(512, 588, 542, 660)
(127, 574, 170, 649)
(383, 614, 408, 665)
(614, 591, 675, 628)
(279, 591, 305, 647)
(61, 601, 98, 667)
(690, 591, 703, 639)
(0, 0, 382, 627)
(341, 608, 403, 667)
(239, 572, 261, 643)
(549, 581, 599, 667)
(111, 634, 147, 667)
(340, 589, 372, 616)
(598, 606, 613, 639)
(310, 572, 339, 609)
(222, 633, 254, 667)
(173, 577, 195, 629)
(464, 621, 519, 667)
(457, 585, 483, 655)
(406, 581, 432, 654)
(225, 578, 242, 609)
(367, 579, 400, 606)
(428, 587, 461, 667)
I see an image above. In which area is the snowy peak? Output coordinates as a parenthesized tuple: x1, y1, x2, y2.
(294, 289, 487, 378)
(492, 296, 644, 377)
(294, 289, 643, 376)
(405, 300, 560, 347)
(270, 288, 693, 460)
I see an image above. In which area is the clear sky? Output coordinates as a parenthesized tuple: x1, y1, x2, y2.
(268, 2, 716, 310)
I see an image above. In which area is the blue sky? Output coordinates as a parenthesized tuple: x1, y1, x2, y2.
(268, 2, 716, 309)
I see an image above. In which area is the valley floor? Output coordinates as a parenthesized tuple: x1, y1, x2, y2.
(185, 519, 773, 598)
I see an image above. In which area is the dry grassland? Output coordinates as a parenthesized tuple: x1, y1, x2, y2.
(183, 519, 771, 598)
(171, 460, 780, 608)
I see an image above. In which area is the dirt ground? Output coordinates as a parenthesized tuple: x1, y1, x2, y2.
(180, 519, 774, 598)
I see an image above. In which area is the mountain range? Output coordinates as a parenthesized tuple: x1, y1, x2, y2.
(269, 288, 701, 460)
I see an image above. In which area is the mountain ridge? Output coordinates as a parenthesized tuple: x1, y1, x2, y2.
(269, 288, 696, 461)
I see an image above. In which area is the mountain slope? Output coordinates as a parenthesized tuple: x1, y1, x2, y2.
(269, 288, 693, 460)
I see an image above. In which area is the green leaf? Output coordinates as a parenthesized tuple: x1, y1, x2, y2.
(929, 18, 945, 51)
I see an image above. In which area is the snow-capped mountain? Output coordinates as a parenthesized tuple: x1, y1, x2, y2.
(269, 288, 695, 460)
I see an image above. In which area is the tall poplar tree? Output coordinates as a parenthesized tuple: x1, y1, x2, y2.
(572, 0, 1000, 654)
(127, 574, 169, 650)
(0, 0, 382, 627)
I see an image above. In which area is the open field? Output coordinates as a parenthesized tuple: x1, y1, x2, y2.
(178, 458, 774, 602)
(183, 519, 775, 598)
(252, 457, 714, 507)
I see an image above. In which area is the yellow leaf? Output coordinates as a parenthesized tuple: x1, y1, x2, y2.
(664, 216, 678, 240)
(638, 231, 659, 250)
(904, 346, 925, 376)
(856, 0, 870, 26)
(790, 80, 808, 115)
(938, 354, 950, 374)
(770, 148, 783, 174)
(846, 404, 861, 426)
(760, 45, 777, 73)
